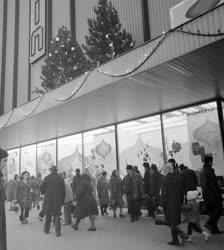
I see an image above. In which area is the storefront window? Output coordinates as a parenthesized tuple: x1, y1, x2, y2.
(163, 102, 224, 177)
(83, 126, 117, 181)
(21, 145, 37, 176)
(118, 115, 164, 178)
(37, 140, 56, 178)
(58, 134, 83, 179)
(6, 148, 20, 180)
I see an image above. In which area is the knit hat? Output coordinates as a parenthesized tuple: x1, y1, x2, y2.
(187, 190, 199, 201)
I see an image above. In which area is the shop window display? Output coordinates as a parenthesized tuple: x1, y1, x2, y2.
(21, 145, 37, 176)
(118, 116, 164, 178)
(83, 126, 117, 181)
(37, 140, 56, 178)
(58, 134, 83, 179)
(163, 102, 224, 177)
(6, 148, 20, 180)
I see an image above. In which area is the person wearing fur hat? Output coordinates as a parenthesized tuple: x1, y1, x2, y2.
(183, 190, 210, 242)
(0, 148, 8, 250)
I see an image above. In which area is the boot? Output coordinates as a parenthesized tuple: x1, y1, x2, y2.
(202, 231, 210, 242)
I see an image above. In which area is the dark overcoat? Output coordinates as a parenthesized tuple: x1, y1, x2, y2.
(201, 167, 223, 207)
(14, 180, 31, 209)
(109, 176, 123, 208)
(0, 173, 7, 250)
(97, 177, 109, 206)
(161, 173, 184, 226)
(40, 172, 65, 215)
(75, 180, 99, 219)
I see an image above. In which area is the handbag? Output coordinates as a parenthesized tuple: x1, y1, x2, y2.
(155, 211, 168, 226)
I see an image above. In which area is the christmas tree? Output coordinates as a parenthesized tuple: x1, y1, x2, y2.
(41, 26, 90, 91)
(83, 0, 135, 66)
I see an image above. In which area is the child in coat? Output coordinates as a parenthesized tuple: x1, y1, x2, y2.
(183, 190, 210, 242)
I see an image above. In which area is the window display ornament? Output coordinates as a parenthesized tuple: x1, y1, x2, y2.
(172, 140, 182, 154)
(95, 139, 112, 159)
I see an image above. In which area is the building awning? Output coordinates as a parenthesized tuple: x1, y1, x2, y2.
(0, 4, 224, 149)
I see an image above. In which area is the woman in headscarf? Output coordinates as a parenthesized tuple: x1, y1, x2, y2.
(72, 174, 99, 231)
(14, 171, 31, 224)
(109, 170, 125, 218)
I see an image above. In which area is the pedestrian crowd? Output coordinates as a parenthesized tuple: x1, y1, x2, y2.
(0, 146, 223, 249)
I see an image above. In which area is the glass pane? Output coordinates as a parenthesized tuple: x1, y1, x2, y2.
(37, 140, 56, 178)
(58, 134, 83, 179)
(83, 126, 117, 181)
(163, 102, 224, 177)
(21, 145, 37, 176)
(6, 148, 20, 180)
(118, 115, 164, 178)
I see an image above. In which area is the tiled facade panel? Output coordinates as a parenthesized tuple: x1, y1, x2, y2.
(75, 0, 144, 46)
(4, 0, 16, 113)
(148, 0, 183, 38)
(17, 0, 29, 107)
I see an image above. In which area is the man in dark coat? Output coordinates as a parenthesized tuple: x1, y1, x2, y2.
(160, 163, 188, 246)
(124, 165, 143, 222)
(179, 164, 198, 196)
(150, 164, 162, 214)
(143, 162, 152, 216)
(72, 168, 81, 196)
(41, 165, 65, 237)
(0, 148, 8, 250)
(201, 156, 223, 234)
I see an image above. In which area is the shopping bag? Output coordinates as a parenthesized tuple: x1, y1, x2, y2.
(155, 211, 168, 226)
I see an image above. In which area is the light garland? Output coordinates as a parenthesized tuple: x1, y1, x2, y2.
(0, 27, 224, 129)
(16, 95, 44, 117)
(0, 111, 13, 129)
(47, 71, 91, 102)
(96, 33, 167, 78)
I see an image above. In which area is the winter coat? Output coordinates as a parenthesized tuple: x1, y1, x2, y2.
(181, 169, 198, 195)
(72, 174, 81, 195)
(14, 180, 31, 209)
(75, 179, 99, 219)
(109, 176, 123, 208)
(201, 166, 223, 207)
(97, 177, 109, 206)
(40, 172, 66, 216)
(64, 179, 73, 204)
(161, 173, 184, 226)
(6, 180, 17, 202)
(124, 173, 144, 201)
(182, 200, 200, 224)
(143, 171, 151, 196)
(150, 171, 162, 197)
(0, 172, 7, 250)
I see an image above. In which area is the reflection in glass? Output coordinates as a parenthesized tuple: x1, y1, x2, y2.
(37, 140, 56, 178)
(163, 102, 224, 176)
(118, 115, 164, 178)
(6, 148, 20, 180)
(58, 134, 83, 179)
(21, 145, 37, 176)
(83, 126, 117, 180)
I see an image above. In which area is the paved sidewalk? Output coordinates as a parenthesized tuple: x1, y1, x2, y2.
(6, 208, 224, 250)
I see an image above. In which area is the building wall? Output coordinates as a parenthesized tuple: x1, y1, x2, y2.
(17, 0, 29, 106)
(148, 0, 183, 38)
(4, 0, 16, 113)
(0, 0, 4, 100)
(0, 0, 184, 111)
(75, 0, 144, 46)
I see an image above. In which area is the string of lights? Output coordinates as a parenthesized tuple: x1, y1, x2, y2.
(47, 71, 91, 102)
(0, 27, 223, 128)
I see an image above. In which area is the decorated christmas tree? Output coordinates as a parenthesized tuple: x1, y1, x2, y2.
(83, 0, 135, 66)
(41, 26, 90, 91)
